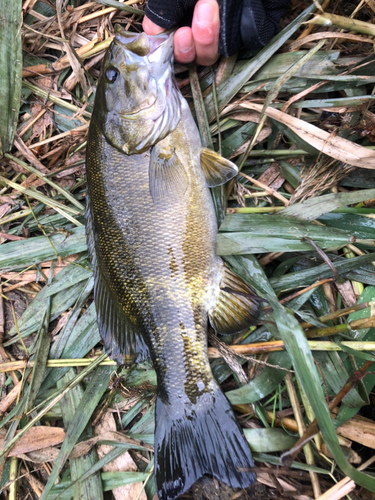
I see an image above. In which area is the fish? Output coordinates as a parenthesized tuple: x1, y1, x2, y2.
(86, 25, 262, 500)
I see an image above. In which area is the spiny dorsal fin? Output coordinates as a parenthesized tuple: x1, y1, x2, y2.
(208, 264, 262, 335)
(149, 145, 188, 206)
(200, 148, 238, 187)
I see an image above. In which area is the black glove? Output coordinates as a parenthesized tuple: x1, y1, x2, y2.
(144, 0, 289, 57)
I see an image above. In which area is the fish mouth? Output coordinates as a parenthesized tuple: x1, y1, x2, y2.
(120, 100, 157, 120)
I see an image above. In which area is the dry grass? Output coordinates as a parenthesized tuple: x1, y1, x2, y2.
(1, 1, 375, 499)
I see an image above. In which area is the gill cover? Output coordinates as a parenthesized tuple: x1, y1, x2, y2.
(95, 26, 182, 154)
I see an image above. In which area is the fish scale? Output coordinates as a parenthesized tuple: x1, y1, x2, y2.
(88, 105, 215, 397)
(86, 26, 262, 500)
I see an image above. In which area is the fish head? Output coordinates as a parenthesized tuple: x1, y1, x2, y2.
(95, 26, 182, 154)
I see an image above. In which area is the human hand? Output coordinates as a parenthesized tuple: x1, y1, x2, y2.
(143, 0, 220, 66)
(143, 0, 290, 65)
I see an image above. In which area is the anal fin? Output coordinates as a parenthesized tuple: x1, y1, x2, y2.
(85, 193, 149, 363)
(208, 264, 262, 335)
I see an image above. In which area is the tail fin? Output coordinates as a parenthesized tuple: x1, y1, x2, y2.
(154, 387, 256, 500)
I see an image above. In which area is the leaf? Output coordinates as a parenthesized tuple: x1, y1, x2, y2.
(240, 102, 375, 168)
(217, 214, 360, 255)
(313, 351, 366, 408)
(40, 303, 101, 392)
(270, 253, 375, 292)
(57, 369, 104, 500)
(0, 427, 65, 457)
(95, 411, 147, 500)
(226, 351, 291, 404)
(26, 325, 51, 412)
(244, 428, 297, 453)
(0, 0, 22, 153)
(0, 226, 87, 272)
(39, 365, 112, 500)
(225, 254, 375, 492)
(7, 263, 92, 340)
(204, 1, 320, 121)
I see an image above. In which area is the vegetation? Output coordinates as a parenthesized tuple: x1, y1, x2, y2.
(1, 0, 375, 499)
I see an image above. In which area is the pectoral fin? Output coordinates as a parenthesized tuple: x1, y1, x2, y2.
(149, 145, 188, 205)
(200, 148, 238, 187)
(208, 265, 262, 335)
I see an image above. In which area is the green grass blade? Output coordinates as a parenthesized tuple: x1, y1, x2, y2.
(49, 277, 94, 360)
(26, 326, 51, 412)
(280, 188, 375, 220)
(0, 0, 22, 153)
(0, 226, 87, 271)
(40, 365, 112, 500)
(226, 351, 291, 404)
(217, 213, 358, 254)
(40, 303, 100, 392)
(57, 370, 104, 500)
(7, 264, 92, 340)
(270, 252, 375, 292)
(204, 0, 320, 121)
(244, 428, 297, 453)
(4, 154, 85, 212)
(225, 254, 375, 492)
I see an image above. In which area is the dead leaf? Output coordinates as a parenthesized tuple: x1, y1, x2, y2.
(63, 43, 88, 102)
(21, 446, 60, 463)
(240, 102, 375, 169)
(336, 414, 375, 448)
(0, 426, 65, 457)
(0, 203, 11, 220)
(27, 101, 54, 143)
(95, 411, 148, 500)
(231, 111, 271, 126)
(229, 126, 272, 159)
(321, 443, 361, 464)
(258, 165, 285, 191)
(335, 281, 357, 307)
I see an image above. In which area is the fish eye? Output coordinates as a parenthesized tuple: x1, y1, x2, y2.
(105, 66, 118, 83)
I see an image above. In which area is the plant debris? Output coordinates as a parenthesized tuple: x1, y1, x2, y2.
(2, 0, 375, 499)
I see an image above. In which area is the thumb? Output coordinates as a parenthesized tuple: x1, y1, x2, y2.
(142, 15, 166, 35)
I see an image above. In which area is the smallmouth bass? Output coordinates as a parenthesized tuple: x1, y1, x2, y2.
(86, 26, 261, 500)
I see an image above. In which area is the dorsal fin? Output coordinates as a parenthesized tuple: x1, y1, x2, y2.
(200, 148, 238, 187)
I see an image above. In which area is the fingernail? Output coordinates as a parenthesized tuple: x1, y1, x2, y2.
(196, 2, 215, 26)
(176, 32, 194, 53)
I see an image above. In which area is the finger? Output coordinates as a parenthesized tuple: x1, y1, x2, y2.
(143, 15, 165, 35)
(174, 27, 196, 64)
(192, 0, 220, 66)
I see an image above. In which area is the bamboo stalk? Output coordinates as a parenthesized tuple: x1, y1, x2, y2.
(9, 457, 18, 500)
(305, 316, 375, 338)
(308, 12, 375, 36)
